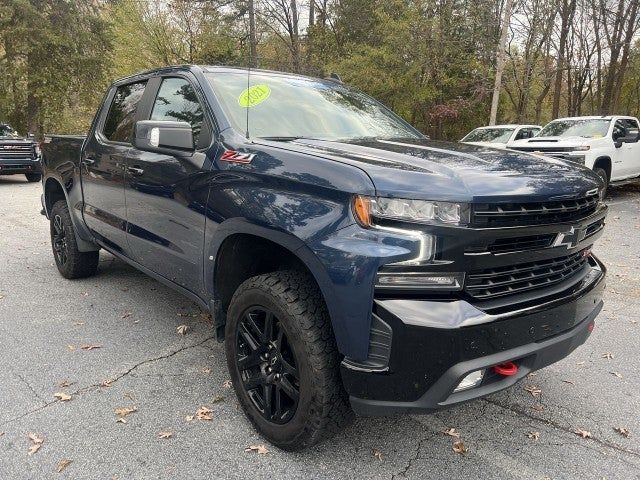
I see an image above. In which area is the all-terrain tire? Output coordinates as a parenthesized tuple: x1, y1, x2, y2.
(25, 173, 41, 183)
(225, 270, 353, 450)
(50, 200, 99, 279)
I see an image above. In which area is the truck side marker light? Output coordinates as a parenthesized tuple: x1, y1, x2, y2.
(493, 361, 518, 376)
(588, 322, 595, 332)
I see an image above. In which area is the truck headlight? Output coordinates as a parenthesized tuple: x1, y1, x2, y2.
(353, 196, 469, 226)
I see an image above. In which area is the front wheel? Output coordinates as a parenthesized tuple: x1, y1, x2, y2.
(25, 173, 41, 182)
(225, 270, 353, 450)
(593, 167, 609, 199)
(50, 200, 99, 279)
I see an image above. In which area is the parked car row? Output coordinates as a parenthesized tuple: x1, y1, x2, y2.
(461, 116, 640, 195)
(0, 123, 41, 182)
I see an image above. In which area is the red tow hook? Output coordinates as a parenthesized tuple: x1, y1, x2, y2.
(493, 361, 518, 376)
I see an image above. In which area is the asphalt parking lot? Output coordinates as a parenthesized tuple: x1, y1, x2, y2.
(0, 176, 639, 479)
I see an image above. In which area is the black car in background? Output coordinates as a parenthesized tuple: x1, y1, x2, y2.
(0, 123, 41, 182)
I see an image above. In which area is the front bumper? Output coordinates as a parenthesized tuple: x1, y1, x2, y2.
(0, 159, 41, 175)
(342, 255, 605, 416)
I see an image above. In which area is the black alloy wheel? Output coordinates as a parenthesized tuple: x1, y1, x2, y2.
(52, 214, 68, 267)
(236, 307, 300, 424)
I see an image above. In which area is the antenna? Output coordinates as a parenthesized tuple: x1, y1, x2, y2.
(245, 65, 251, 140)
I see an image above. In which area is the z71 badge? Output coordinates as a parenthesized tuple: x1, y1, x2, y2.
(220, 150, 255, 164)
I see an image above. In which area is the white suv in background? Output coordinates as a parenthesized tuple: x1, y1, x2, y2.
(460, 124, 541, 149)
(510, 116, 640, 194)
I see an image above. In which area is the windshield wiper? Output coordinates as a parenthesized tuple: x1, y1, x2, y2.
(256, 136, 307, 141)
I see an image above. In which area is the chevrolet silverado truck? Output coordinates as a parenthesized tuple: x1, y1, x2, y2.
(0, 123, 41, 182)
(510, 115, 640, 196)
(41, 66, 607, 450)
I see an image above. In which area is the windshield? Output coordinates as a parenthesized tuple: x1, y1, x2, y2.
(462, 128, 514, 143)
(0, 124, 19, 137)
(205, 72, 422, 141)
(538, 119, 611, 138)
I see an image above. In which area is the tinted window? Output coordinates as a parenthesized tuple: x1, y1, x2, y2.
(103, 82, 147, 143)
(151, 77, 204, 145)
(613, 120, 626, 139)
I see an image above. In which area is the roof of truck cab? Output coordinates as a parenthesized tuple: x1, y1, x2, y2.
(551, 115, 638, 121)
(473, 124, 541, 129)
(111, 65, 338, 87)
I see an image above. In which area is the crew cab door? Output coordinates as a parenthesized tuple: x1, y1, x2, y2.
(81, 80, 147, 254)
(615, 118, 640, 178)
(124, 75, 214, 292)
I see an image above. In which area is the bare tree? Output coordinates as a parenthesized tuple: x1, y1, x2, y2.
(490, 0, 515, 125)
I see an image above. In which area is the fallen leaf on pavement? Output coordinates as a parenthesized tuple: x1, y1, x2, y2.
(80, 344, 102, 351)
(121, 311, 132, 319)
(66, 345, 76, 351)
(610, 371, 623, 378)
(27, 433, 44, 455)
(116, 418, 127, 424)
(574, 428, 592, 439)
(101, 379, 112, 388)
(602, 352, 614, 360)
(58, 380, 73, 388)
(212, 395, 225, 404)
(185, 415, 195, 422)
(372, 448, 383, 461)
(196, 406, 212, 421)
(614, 427, 630, 438)
(562, 380, 575, 385)
(158, 431, 173, 439)
(527, 431, 540, 440)
(442, 428, 460, 438)
(524, 385, 542, 397)
(576, 361, 585, 365)
(531, 404, 544, 412)
(222, 380, 232, 388)
(201, 367, 211, 374)
(53, 392, 72, 401)
(452, 440, 467, 454)
(176, 325, 189, 335)
(115, 406, 137, 418)
(56, 459, 72, 473)
(245, 444, 269, 455)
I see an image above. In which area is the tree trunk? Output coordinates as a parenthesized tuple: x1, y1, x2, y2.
(248, 0, 257, 68)
(552, 0, 577, 119)
(489, 0, 514, 125)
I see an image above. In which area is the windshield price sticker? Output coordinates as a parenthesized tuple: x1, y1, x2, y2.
(238, 84, 271, 107)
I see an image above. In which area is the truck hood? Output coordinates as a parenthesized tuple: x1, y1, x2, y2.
(270, 137, 601, 202)
(510, 136, 592, 149)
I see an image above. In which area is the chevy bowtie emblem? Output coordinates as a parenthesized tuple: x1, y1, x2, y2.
(553, 227, 582, 249)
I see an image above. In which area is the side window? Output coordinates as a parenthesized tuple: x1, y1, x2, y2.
(515, 128, 532, 140)
(612, 120, 626, 140)
(623, 119, 639, 130)
(103, 81, 147, 143)
(151, 77, 205, 146)
(531, 128, 541, 137)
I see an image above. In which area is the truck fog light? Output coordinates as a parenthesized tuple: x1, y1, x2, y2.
(375, 272, 464, 290)
(453, 370, 485, 392)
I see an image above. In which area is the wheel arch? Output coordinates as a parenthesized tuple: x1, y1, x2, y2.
(593, 156, 612, 182)
(205, 221, 339, 346)
(43, 176, 99, 252)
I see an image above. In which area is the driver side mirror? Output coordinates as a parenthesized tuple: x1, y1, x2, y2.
(133, 120, 194, 156)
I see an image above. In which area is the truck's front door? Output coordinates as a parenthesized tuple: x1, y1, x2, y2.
(82, 80, 147, 254)
(124, 75, 213, 292)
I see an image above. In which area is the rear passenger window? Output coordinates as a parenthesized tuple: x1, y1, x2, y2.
(151, 77, 205, 146)
(103, 81, 147, 143)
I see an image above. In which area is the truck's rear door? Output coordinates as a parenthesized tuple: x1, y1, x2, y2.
(82, 80, 147, 255)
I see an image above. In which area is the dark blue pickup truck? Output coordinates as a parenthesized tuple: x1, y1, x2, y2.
(41, 65, 607, 450)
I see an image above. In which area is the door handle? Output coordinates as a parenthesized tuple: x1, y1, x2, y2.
(127, 166, 144, 176)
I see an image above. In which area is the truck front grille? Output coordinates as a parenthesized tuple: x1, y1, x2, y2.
(472, 193, 599, 227)
(0, 143, 36, 160)
(465, 251, 588, 300)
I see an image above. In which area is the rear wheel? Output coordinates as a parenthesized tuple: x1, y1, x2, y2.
(25, 173, 41, 182)
(593, 167, 609, 198)
(225, 270, 353, 450)
(50, 200, 99, 279)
